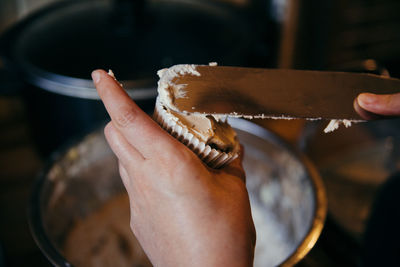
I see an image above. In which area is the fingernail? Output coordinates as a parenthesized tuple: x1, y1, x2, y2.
(91, 71, 101, 84)
(358, 93, 376, 107)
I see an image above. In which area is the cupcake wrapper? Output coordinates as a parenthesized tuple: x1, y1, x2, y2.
(153, 98, 238, 169)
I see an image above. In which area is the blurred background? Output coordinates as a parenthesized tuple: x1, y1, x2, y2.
(0, 0, 399, 266)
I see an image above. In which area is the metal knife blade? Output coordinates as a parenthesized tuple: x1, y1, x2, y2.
(169, 66, 400, 120)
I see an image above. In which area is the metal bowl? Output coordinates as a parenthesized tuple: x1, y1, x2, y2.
(29, 119, 326, 267)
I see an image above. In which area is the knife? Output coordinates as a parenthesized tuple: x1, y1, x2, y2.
(160, 65, 400, 121)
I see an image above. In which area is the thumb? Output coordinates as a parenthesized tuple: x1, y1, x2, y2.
(356, 93, 400, 117)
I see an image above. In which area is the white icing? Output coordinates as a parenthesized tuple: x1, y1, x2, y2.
(107, 69, 115, 78)
(323, 119, 354, 133)
(107, 69, 123, 87)
(155, 98, 239, 156)
(157, 64, 200, 109)
(157, 65, 239, 148)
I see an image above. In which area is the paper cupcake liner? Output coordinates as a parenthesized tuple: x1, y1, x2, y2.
(153, 98, 238, 169)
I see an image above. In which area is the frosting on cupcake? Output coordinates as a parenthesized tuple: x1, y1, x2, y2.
(156, 64, 239, 154)
(164, 107, 238, 153)
(157, 64, 200, 111)
(153, 98, 239, 168)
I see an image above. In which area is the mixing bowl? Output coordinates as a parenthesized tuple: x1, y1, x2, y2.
(29, 119, 326, 267)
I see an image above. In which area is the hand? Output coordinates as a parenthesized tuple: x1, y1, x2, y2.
(92, 70, 256, 267)
(354, 92, 400, 119)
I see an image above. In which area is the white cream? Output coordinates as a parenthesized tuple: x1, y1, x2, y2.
(107, 69, 123, 87)
(323, 119, 354, 133)
(162, 103, 238, 152)
(157, 64, 238, 151)
(157, 64, 200, 110)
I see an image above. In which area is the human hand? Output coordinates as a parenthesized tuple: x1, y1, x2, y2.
(354, 92, 400, 119)
(92, 70, 256, 267)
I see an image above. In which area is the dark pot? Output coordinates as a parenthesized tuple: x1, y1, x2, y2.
(0, 0, 277, 156)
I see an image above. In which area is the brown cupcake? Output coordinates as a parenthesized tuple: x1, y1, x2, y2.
(153, 98, 240, 168)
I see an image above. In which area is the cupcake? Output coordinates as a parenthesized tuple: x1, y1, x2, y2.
(153, 64, 240, 168)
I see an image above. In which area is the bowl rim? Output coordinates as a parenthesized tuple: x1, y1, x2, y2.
(280, 155, 327, 266)
(28, 144, 75, 267)
(28, 118, 327, 267)
(228, 118, 327, 266)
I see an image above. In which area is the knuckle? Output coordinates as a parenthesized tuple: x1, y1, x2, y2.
(130, 221, 138, 236)
(114, 106, 136, 128)
(103, 122, 114, 137)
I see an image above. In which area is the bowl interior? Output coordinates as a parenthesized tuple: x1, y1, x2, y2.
(33, 120, 321, 267)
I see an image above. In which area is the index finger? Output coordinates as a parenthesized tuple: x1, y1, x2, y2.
(92, 69, 181, 158)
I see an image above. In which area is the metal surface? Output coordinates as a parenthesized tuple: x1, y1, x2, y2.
(29, 119, 326, 267)
(1, 0, 264, 99)
(172, 66, 400, 120)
